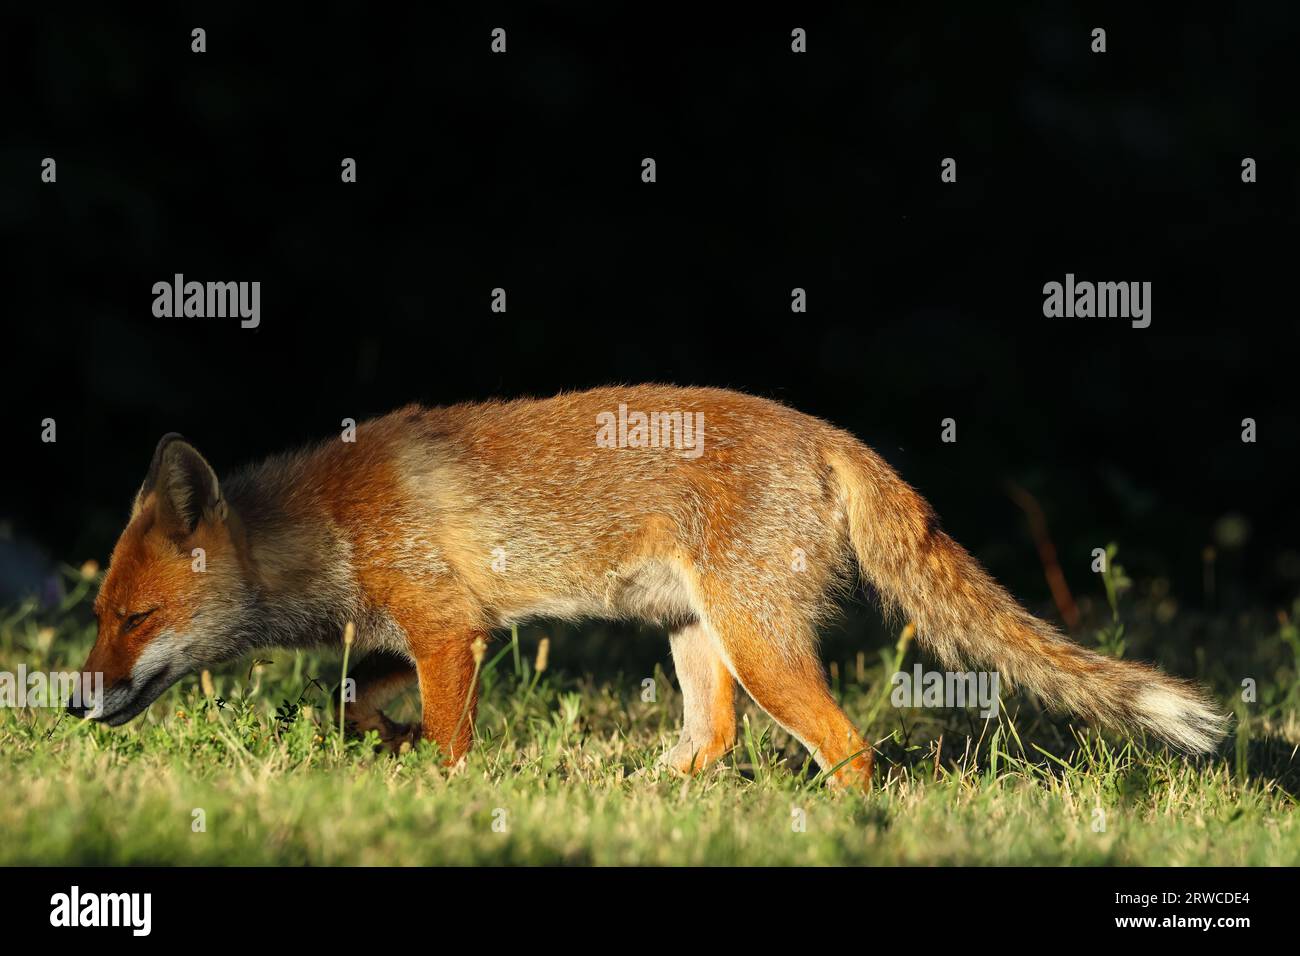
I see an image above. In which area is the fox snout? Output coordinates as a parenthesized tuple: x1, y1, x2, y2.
(69, 635, 183, 725)
(67, 668, 181, 725)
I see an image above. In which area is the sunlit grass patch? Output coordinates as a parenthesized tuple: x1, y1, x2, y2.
(0, 566, 1297, 865)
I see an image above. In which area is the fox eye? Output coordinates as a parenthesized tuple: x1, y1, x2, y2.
(121, 609, 157, 634)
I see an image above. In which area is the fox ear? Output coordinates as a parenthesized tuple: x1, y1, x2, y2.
(134, 433, 226, 536)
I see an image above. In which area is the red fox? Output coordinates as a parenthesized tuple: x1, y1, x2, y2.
(71, 385, 1226, 786)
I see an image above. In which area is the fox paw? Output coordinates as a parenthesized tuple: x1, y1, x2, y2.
(658, 737, 734, 776)
(348, 711, 421, 754)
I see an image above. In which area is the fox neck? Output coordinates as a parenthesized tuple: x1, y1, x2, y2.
(226, 495, 360, 650)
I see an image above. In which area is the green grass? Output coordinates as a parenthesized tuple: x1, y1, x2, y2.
(1, 564, 1298, 866)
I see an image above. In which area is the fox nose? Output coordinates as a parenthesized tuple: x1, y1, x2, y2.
(66, 700, 88, 718)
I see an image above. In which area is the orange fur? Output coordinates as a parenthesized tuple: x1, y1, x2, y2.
(75, 386, 1227, 783)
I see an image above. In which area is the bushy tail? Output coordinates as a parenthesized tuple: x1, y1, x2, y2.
(827, 439, 1228, 753)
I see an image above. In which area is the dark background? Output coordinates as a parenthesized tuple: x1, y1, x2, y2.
(2, 4, 1297, 617)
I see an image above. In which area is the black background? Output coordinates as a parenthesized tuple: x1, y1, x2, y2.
(2, 4, 1297, 613)
(3, 864, 1284, 940)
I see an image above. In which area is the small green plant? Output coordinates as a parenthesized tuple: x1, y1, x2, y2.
(274, 699, 300, 729)
(1095, 542, 1130, 658)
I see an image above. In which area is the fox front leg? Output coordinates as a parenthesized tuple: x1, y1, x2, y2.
(370, 581, 485, 762)
(410, 630, 485, 764)
(341, 650, 420, 752)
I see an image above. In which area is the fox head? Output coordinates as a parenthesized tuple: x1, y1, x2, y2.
(71, 434, 253, 725)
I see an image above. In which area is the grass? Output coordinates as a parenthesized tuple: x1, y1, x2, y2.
(1, 561, 1298, 866)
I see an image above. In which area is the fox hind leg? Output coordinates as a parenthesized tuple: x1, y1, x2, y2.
(660, 620, 737, 774)
(709, 606, 873, 789)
